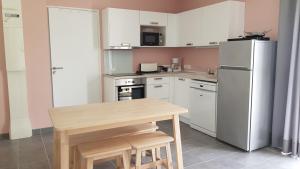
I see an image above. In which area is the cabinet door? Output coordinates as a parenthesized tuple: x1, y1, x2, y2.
(173, 78, 190, 118)
(166, 14, 178, 47)
(146, 84, 169, 100)
(201, 1, 245, 46)
(178, 8, 204, 47)
(190, 88, 216, 134)
(140, 11, 167, 27)
(103, 8, 140, 49)
(201, 2, 230, 46)
(3, 27, 25, 71)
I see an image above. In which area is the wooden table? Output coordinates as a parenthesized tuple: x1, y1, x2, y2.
(49, 98, 188, 169)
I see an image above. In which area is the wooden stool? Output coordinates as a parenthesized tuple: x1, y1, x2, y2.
(76, 138, 132, 169)
(69, 123, 158, 168)
(127, 131, 174, 169)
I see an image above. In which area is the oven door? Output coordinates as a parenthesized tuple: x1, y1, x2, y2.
(142, 32, 159, 46)
(118, 85, 145, 101)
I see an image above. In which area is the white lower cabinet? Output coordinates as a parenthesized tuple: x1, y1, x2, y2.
(146, 84, 169, 100)
(173, 77, 190, 123)
(146, 77, 170, 101)
(189, 81, 217, 137)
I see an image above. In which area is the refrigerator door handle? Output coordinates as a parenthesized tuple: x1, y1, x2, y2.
(219, 65, 251, 71)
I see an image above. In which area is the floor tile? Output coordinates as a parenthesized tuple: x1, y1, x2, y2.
(0, 140, 19, 169)
(0, 121, 298, 169)
(18, 135, 50, 169)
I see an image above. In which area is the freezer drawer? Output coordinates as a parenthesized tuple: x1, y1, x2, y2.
(220, 40, 254, 69)
(217, 68, 252, 151)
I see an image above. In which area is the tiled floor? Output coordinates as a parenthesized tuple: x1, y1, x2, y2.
(0, 121, 299, 169)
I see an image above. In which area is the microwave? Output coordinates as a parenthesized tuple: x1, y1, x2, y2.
(141, 32, 164, 46)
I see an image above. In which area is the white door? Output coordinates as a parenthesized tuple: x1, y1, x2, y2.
(48, 7, 101, 107)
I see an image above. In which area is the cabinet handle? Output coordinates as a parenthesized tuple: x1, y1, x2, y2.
(186, 43, 193, 46)
(209, 42, 218, 45)
(199, 94, 203, 96)
(150, 21, 159, 25)
(52, 67, 64, 70)
(5, 13, 20, 18)
(121, 43, 131, 47)
(178, 78, 185, 81)
(200, 85, 204, 87)
(154, 85, 163, 88)
(154, 78, 163, 80)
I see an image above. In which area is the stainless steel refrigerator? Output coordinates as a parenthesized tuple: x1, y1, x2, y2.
(217, 40, 277, 151)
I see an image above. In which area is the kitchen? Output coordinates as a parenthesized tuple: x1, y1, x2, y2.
(0, 0, 300, 169)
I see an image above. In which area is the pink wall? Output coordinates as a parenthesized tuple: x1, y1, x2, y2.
(0, 0, 280, 134)
(133, 48, 180, 72)
(22, 0, 54, 130)
(245, 0, 279, 40)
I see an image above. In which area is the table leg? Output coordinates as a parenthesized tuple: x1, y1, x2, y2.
(172, 115, 184, 169)
(54, 130, 70, 169)
(53, 130, 58, 169)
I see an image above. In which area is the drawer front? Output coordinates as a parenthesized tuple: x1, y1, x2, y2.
(147, 77, 170, 85)
(146, 84, 169, 99)
(190, 81, 217, 91)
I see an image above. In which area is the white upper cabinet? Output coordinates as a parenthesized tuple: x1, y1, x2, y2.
(178, 8, 205, 47)
(140, 11, 168, 27)
(102, 8, 140, 49)
(166, 14, 179, 47)
(178, 0, 245, 47)
(201, 1, 245, 46)
(102, 1, 245, 49)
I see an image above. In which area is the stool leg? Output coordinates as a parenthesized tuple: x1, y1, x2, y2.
(86, 158, 93, 169)
(166, 144, 173, 169)
(135, 149, 142, 169)
(73, 148, 80, 169)
(151, 148, 156, 162)
(122, 150, 131, 169)
(116, 156, 122, 169)
(156, 147, 161, 169)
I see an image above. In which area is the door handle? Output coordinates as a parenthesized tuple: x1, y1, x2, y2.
(52, 67, 64, 70)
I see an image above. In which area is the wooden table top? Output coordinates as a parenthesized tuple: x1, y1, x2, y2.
(49, 98, 188, 132)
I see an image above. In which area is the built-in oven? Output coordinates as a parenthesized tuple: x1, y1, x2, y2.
(115, 78, 145, 101)
(141, 32, 164, 46)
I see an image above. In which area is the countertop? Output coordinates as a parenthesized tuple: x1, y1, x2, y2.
(104, 71, 218, 83)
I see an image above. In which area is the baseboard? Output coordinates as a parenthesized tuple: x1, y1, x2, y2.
(190, 123, 216, 138)
(179, 116, 190, 125)
(0, 133, 9, 140)
(0, 127, 53, 140)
